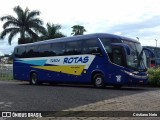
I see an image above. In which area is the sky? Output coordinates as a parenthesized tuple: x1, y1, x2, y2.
(0, 0, 160, 55)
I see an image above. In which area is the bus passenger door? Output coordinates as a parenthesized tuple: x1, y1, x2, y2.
(109, 46, 126, 84)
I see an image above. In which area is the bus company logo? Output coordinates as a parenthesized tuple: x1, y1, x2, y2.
(63, 56, 89, 64)
(116, 75, 121, 82)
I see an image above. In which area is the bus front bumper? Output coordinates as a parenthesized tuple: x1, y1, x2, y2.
(123, 70, 148, 85)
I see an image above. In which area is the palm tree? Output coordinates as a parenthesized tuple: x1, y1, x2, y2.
(41, 23, 65, 40)
(0, 5, 45, 45)
(71, 25, 86, 36)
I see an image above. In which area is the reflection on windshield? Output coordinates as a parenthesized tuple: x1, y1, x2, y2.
(123, 40, 147, 70)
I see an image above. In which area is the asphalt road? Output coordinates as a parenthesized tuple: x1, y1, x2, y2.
(0, 81, 158, 111)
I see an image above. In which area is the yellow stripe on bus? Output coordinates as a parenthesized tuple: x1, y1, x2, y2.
(32, 65, 85, 75)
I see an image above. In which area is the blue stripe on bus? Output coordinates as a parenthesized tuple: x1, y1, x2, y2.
(17, 60, 47, 66)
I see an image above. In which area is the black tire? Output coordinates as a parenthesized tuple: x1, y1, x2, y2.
(93, 74, 105, 88)
(30, 73, 39, 85)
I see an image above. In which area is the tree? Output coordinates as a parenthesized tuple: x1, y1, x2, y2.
(71, 25, 86, 36)
(41, 23, 65, 40)
(0, 5, 45, 45)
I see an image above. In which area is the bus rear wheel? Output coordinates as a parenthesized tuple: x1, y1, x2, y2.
(30, 73, 39, 85)
(93, 74, 105, 88)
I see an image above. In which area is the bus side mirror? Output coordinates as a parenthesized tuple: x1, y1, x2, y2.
(111, 43, 131, 55)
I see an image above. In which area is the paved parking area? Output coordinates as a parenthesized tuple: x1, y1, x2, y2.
(36, 89, 160, 120)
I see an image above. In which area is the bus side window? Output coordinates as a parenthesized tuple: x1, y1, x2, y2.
(26, 46, 35, 58)
(44, 44, 51, 57)
(17, 47, 26, 58)
(51, 42, 65, 56)
(100, 38, 111, 53)
(34, 45, 40, 57)
(38, 44, 51, 57)
(14, 48, 19, 58)
(25, 46, 29, 58)
(112, 47, 124, 66)
(100, 38, 112, 60)
(82, 39, 102, 55)
(50, 44, 57, 56)
(65, 41, 82, 55)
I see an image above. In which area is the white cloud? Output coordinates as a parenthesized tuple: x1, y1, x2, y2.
(114, 32, 122, 35)
(0, 51, 4, 56)
(0, 39, 17, 55)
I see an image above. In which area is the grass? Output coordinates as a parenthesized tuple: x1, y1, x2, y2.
(0, 72, 13, 81)
(0, 75, 13, 81)
(0, 66, 13, 81)
(147, 68, 160, 87)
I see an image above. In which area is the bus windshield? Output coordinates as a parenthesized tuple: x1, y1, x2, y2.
(123, 40, 147, 71)
(100, 38, 147, 71)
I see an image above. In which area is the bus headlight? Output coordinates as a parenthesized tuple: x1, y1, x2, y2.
(123, 70, 134, 76)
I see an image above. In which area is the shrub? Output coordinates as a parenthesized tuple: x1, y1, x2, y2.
(147, 68, 160, 87)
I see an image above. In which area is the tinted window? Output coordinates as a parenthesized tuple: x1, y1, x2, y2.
(15, 47, 26, 58)
(100, 38, 111, 53)
(101, 38, 126, 63)
(82, 39, 102, 55)
(100, 38, 121, 52)
(14, 48, 18, 58)
(51, 42, 65, 56)
(25, 46, 36, 58)
(111, 38, 121, 43)
(112, 47, 124, 66)
(65, 41, 82, 55)
(39, 44, 51, 57)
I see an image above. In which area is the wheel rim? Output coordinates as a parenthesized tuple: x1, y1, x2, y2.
(32, 74, 37, 84)
(95, 77, 103, 86)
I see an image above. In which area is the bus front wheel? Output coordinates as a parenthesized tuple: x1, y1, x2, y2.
(30, 73, 39, 85)
(93, 74, 105, 88)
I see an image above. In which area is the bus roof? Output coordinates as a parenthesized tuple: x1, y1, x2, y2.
(15, 33, 140, 47)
